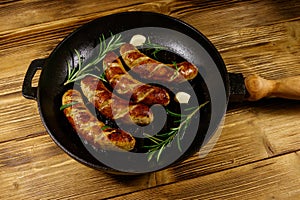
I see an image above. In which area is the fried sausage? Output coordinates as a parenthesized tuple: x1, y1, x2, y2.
(120, 43, 198, 83)
(62, 89, 135, 151)
(103, 51, 170, 106)
(80, 75, 153, 126)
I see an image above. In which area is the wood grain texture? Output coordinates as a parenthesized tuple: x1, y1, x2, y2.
(110, 152, 300, 200)
(0, 137, 148, 200)
(171, 99, 300, 180)
(0, 0, 299, 199)
(0, 93, 44, 143)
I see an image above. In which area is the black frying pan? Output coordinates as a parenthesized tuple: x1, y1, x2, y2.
(22, 12, 300, 175)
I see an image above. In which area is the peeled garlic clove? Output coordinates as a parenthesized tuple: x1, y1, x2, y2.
(175, 92, 191, 104)
(130, 34, 146, 46)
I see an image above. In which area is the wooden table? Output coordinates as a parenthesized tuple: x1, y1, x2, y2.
(1, 0, 300, 199)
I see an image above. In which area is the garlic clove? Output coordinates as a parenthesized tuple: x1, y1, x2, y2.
(129, 34, 146, 46)
(175, 92, 191, 104)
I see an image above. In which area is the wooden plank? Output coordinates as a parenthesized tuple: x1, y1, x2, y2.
(0, 134, 157, 200)
(1, 0, 299, 34)
(0, 93, 45, 143)
(179, 0, 300, 32)
(109, 152, 300, 200)
(221, 21, 300, 79)
(252, 100, 300, 155)
(0, 0, 150, 32)
(1, 1, 299, 50)
(0, 42, 57, 96)
(0, 0, 258, 33)
(170, 99, 300, 181)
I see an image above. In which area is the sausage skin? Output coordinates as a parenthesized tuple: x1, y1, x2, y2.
(62, 89, 135, 151)
(80, 75, 153, 126)
(103, 51, 170, 106)
(120, 43, 198, 83)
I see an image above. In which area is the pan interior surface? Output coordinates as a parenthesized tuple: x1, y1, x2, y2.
(37, 12, 228, 174)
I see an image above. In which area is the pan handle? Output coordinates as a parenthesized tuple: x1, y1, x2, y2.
(245, 74, 300, 101)
(22, 58, 47, 100)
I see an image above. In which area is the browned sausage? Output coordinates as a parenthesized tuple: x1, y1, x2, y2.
(80, 75, 153, 126)
(120, 43, 198, 83)
(103, 51, 170, 106)
(61, 89, 135, 151)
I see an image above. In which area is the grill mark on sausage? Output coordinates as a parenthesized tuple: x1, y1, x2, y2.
(103, 51, 170, 106)
(61, 89, 135, 151)
(120, 43, 198, 83)
(81, 76, 153, 126)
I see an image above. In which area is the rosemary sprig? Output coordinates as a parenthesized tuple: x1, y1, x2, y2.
(144, 101, 209, 162)
(143, 37, 166, 59)
(64, 33, 124, 85)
